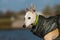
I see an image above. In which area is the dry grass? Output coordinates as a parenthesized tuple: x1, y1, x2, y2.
(0, 18, 12, 29)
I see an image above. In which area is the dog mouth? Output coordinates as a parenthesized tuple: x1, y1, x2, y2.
(31, 23, 33, 25)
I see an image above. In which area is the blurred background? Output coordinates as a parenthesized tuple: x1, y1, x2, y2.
(0, 0, 60, 40)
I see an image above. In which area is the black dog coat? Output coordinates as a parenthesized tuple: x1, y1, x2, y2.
(31, 15, 57, 38)
(56, 14, 60, 29)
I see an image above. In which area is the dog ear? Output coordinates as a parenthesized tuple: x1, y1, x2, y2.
(30, 4, 35, 12)
(25, 8, 29, 12)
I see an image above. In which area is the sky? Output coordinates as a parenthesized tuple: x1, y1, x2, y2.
(0, 0, 60, 12)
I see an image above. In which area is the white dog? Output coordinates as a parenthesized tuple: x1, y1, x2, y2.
(23, 5, 59, 40)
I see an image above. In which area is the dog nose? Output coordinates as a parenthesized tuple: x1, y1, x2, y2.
(23, 24, 26, 28)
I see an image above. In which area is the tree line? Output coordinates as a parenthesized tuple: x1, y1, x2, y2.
(42, 4, 60, 17)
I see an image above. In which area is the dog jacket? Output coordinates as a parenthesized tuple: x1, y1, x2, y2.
(31, 15, 57, 38)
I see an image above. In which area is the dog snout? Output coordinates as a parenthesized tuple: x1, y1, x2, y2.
(23, 24, 26, 28)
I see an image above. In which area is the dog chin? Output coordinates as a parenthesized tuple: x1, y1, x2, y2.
(26, 25, 33, 29)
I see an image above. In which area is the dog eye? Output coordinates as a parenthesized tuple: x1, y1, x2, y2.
(28, 17, 31, 19)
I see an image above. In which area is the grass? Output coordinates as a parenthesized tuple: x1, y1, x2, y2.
(0, 18, 12, 22)
(0, 18, 12, 29)
(0, 18, 23, 30)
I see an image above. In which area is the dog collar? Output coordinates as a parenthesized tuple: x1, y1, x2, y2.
(33, 15, 39, 26)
